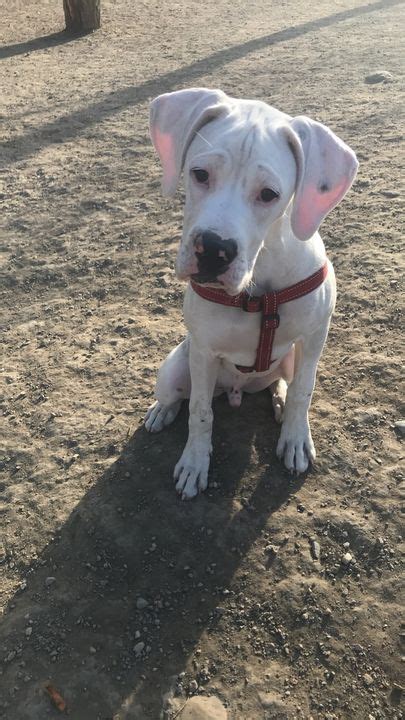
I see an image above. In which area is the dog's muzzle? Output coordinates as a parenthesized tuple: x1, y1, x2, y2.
(192, 231, 237, 283)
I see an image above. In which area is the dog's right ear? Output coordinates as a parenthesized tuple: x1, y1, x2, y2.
(150, 88, 230, 197)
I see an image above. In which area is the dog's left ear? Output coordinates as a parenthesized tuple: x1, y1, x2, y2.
(150, 88, 231, 197)
(284, 117, 358, 241)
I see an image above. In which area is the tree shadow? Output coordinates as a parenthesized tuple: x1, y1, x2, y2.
(1, 0, 402, 167)
(1, 391, 306, 719)
(0, 30, 89, 61)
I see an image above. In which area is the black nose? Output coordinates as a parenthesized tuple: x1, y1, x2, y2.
(194, 231, 237, 281)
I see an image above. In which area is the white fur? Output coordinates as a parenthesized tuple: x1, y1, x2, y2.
(146, 88, 358, 499)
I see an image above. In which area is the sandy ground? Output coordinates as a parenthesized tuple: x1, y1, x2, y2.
(1, 0, 404, 718)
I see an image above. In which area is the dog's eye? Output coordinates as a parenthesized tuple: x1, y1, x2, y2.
(192, 168, 209, 184)
(259, 187, 279, 203)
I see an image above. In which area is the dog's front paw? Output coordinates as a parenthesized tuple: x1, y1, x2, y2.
(276, 419, 315, 474)
(174, 443, 211, 500)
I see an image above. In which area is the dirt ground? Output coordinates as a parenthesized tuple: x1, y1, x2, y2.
(1, 0, 404, 718)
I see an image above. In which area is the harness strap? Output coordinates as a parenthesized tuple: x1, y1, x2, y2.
(190, 262, 328, 373)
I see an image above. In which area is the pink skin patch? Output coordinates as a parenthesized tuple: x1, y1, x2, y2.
(293, 179, 350, 241)
(152, 129, 177, 193)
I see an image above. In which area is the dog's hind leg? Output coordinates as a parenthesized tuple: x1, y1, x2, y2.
(269, 345, 296, 423)
(145, 337, 191, 433)
(270, 379, 288, 423)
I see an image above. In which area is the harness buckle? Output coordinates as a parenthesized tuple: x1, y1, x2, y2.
(262, 312, 280, 329)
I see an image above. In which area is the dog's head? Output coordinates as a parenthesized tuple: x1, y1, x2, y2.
(150, 88, 358, 295)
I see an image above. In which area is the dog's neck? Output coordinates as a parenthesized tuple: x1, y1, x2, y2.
(251, 212, 327, 295)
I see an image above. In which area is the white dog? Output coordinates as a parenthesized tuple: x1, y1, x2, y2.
(145, 88, 358, 500)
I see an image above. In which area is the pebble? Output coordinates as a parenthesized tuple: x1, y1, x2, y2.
(363, 673, 374, 687)
(89, 646, 97, 654)
(188, 679, 199, 694)
(179, 695, 228, 719)
(310, 540, 321, 560)
(394, 420, 405, 437)
(136, 597, 149, 610)
(365, 71, 393, 84)
(353, 408, 382, 424)
(25, 627, 32, 638)
(134, 641, 145, 656)
(342, 553, 353, 565)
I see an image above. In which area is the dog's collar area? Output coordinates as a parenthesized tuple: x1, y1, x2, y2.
(190, 263, 328, 373)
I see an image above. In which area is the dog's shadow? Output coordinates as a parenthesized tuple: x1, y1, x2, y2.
(1, 391, 305, 719)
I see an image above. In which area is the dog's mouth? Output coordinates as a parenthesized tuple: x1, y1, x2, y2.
(190, 272, 246, 297)
(191, 271, 223, 285)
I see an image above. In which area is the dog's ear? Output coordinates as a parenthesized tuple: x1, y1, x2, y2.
(284, 116, 358, 241)
(149, 88, 230, 197)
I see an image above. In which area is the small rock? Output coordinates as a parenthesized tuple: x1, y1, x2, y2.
(342, 553, 353, 565)
(45, 577, 56, 587)
(363, 673, 374, 687)
(215, 606, 226, 616)
(180, 695, 228, 719)
(310, 540, 321, 560)
(136, 597, 149, 610)
(89, 646, 97, 654)
(25, 627, 32, 638)
(353, 408, 382, 425)
(394, 420, 405, 437)
(158, 273, 171, 288)
(188, 679, 199, 694)
(365, 71, 393, 84)
(134, 641, 145, 656)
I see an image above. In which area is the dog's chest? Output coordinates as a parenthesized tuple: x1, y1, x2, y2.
(183, 285, 311, 370)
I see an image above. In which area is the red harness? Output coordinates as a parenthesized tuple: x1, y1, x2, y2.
(190, 262, 328, 373)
